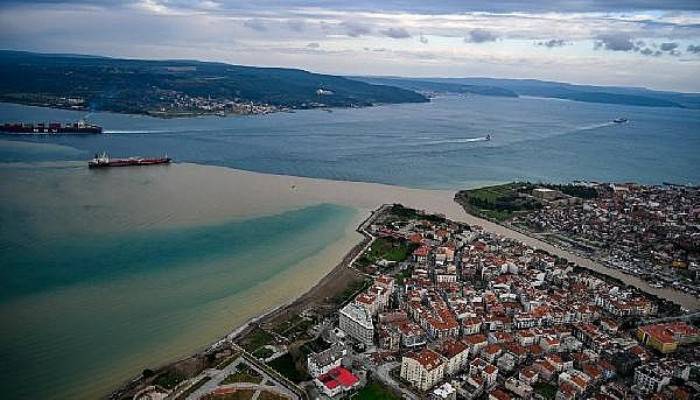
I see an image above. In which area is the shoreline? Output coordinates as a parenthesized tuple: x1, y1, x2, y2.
(108, 204, 385, 400)
(109, 191, 698, 398)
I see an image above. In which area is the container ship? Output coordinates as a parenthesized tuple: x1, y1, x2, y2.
(0, 120, 102, 134)
(88, 152, 171, 168)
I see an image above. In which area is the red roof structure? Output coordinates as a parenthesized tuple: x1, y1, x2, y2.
(318, 367, 359, 390)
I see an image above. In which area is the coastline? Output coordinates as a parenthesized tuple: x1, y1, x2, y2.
(109, 181, 698, 398)
(109, 203, 385, 400)
(3, 161, 698, 399)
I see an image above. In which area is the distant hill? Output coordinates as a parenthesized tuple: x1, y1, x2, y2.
(0, 50, 427, 115)
(351, 76, 518, 98)
(370, 76, 699, 109)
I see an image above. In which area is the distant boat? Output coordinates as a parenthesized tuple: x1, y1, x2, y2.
(485, 134, 491, 141)
(88, 152, 171, 168)
(612, 117, 628, 124)
(0, 120, 102, 134)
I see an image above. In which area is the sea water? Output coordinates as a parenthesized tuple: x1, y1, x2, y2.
(0, 170, 357, 399)
(1, 95, 698, 188)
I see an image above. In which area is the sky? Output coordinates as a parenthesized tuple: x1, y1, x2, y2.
(1, 0, 699, 92)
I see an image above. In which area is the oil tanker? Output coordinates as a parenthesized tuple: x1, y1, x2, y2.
(88, 152, 171, 168)
(0, 120, 102, 134)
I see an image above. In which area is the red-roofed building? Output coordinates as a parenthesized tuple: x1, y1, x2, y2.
(437, 338, 470, 375)
(315, 366, 360, 397)
(637, 322, 700, 353)
(413, 245, 431, 263)
(401, 349, 445, 391)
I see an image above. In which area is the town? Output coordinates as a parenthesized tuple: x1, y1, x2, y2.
(507, 183, 700, 298)
(125, 204, 699, 400)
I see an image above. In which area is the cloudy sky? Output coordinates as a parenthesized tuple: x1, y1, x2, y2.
(1, 0, 700, 92)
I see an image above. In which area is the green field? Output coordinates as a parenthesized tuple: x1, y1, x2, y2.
(222, 366, 263, 385)
(355, 237, 417, 270)
(239, 328, 275, 352)
(354, 382, 400, 400)
(455, 182, 540, 221)
(267, 354, 309, 383)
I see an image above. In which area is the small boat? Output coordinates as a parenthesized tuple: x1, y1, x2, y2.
(612, 118, 628, 124)
(485, 134, 491, 141)
(88, 152, 171, 168)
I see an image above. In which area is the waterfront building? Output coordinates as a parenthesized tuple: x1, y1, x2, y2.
(339, 302, 374, 345)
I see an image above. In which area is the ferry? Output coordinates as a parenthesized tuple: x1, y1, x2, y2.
(88, 152, 171, 168)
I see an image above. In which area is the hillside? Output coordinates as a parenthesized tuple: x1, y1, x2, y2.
(352, 76, 518, 98)
(423, 77, 700, 109)
(354, 76, 700, 109)
(0, 50, 427, 116)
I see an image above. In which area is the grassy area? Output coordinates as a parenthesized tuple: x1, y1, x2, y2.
(256, 391, 288, 400)
(333, 278, 371, 305)
(239, 328, 275, 352)
(534, 382, 557, 400)
(203, 389, 256, 400)
(267, 353, 309, 383)
(153, 369, 187, 390)
(388, 204, 445, 223)
(222, 367, 263, 385)
(354, 382, 401, 400)
(394, 268, 413, 285)
(359, 238, 416, 265)
(175, 376, 211, 400)
(252, 347, 275, 359)
(215, 351, 243, 370)
(272, 314, 303, 335)
(455, 182, 540, 221)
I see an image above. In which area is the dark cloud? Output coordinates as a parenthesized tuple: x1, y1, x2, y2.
(536, 39, 569, 48)
(380, 27, 411, 39)
(243, 18, 267, 31)
(688, 44, 700, 54)
(594, 32, 636, 51)
(340, 21, 371, 37)
(659, 42, 678, 51)
(639, 48, 661, 56)
(464, 29, 498, 43)
(306, 42, 319, 48)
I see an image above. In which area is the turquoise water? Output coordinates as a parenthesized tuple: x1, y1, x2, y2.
(1, 96, 698, 188)
(0, 199, 357, 399)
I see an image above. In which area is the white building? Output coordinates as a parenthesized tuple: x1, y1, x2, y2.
(339, 302, 374, 345)
(307, 343, 346, 377)
(400, 349, 445, 391)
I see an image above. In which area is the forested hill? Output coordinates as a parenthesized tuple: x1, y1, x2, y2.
(0, 50, 427, 115)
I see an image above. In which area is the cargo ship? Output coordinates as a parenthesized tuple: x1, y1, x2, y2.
(0, 120, 102, 134)
(88, 152, 171, 168)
